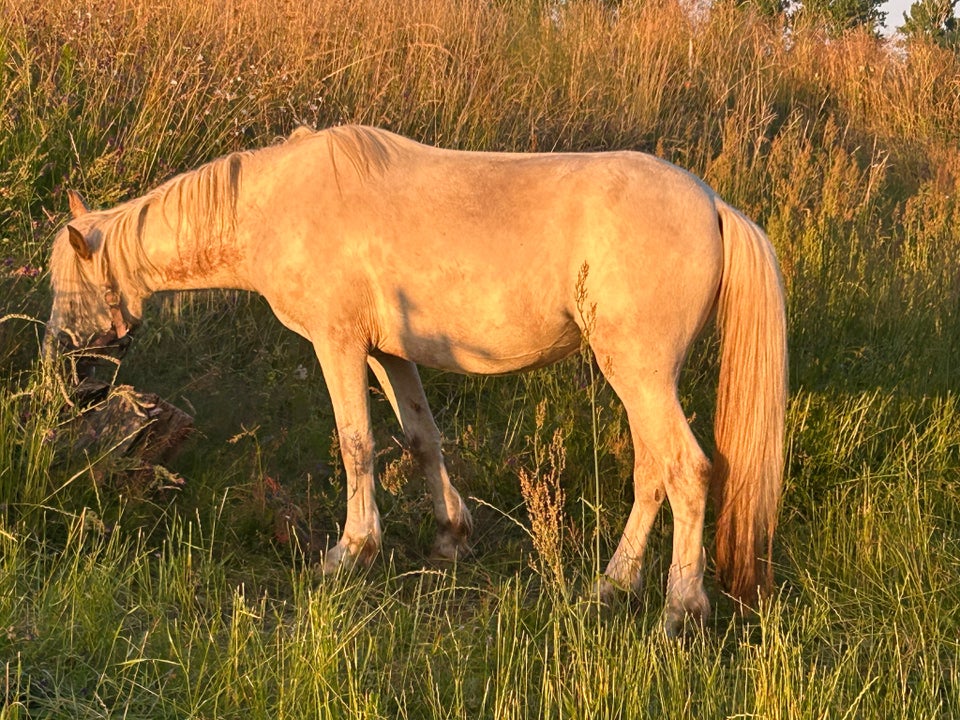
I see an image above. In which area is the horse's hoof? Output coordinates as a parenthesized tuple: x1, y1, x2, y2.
(593, 571, 644, 605)
(593, 576, 618, 605)
(429, 538, 463, 562)
(430, 524, 471, 561)
(662, 592, 710, 638)
(320, 543, 349, 575)
(430, 502, 473, 561)
(320, 534, 380, 575)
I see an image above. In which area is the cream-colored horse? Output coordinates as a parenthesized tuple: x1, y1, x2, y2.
(46, 125, 786, 634)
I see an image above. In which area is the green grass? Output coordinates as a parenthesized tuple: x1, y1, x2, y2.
(2, 0, 960, 716)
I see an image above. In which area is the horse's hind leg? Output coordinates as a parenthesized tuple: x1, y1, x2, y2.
(601, 370, 712, 636)
(368, 353, 473, 559)
(599, 433, 665, 597)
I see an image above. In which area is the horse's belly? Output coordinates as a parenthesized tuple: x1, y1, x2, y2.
(379, 315, 582, 375)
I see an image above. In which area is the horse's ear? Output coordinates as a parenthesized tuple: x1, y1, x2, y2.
(67, 225, 93, 261)
(67, 190, 90, 218)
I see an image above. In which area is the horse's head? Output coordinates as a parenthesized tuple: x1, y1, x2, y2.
(44, 191, 142, 379)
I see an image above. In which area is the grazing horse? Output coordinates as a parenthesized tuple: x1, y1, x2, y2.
(45, 125, 787, 634)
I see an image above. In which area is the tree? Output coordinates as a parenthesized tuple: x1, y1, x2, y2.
(900, 0, 959, 48)
(739, 0, 790, 18)
(798, 0, 887, 34)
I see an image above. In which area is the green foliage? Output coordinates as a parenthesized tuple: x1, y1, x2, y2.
(2, 0, 960, 716)
(743, 0, 790, 17)
(799, 0, 887, 34)
(900, 0, 960, 48)
(796, 0, 887, 34)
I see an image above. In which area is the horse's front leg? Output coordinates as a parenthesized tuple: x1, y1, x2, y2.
(314, 342, 382, 573)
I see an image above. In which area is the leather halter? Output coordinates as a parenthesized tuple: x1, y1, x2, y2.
(92, 245, 136, 354)
(103, 286, 131, 340)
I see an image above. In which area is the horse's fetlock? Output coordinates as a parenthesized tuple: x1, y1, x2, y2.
(354, 534, 380, 566)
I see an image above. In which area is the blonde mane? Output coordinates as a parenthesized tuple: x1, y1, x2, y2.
(92, 151, 248, 295)
(322, 125, 398, 182)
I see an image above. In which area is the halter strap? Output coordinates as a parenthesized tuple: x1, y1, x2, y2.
(99, 242, 137, 346)
(103, 286, 131, 340)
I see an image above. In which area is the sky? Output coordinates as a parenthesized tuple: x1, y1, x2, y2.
(882, 0, 914, 32)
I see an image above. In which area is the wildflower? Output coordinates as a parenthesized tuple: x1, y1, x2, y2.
(10, 264, 41, 278)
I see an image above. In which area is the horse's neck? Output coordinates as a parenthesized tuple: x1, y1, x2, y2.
(137, 204, 255, 293)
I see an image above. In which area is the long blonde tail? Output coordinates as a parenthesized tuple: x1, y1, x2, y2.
(712, 200, 788, 606)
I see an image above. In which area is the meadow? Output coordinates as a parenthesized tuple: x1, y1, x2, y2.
(1, 0, 960, 716)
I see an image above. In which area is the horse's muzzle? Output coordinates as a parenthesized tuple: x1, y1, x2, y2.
(48, 328, 136, 383)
